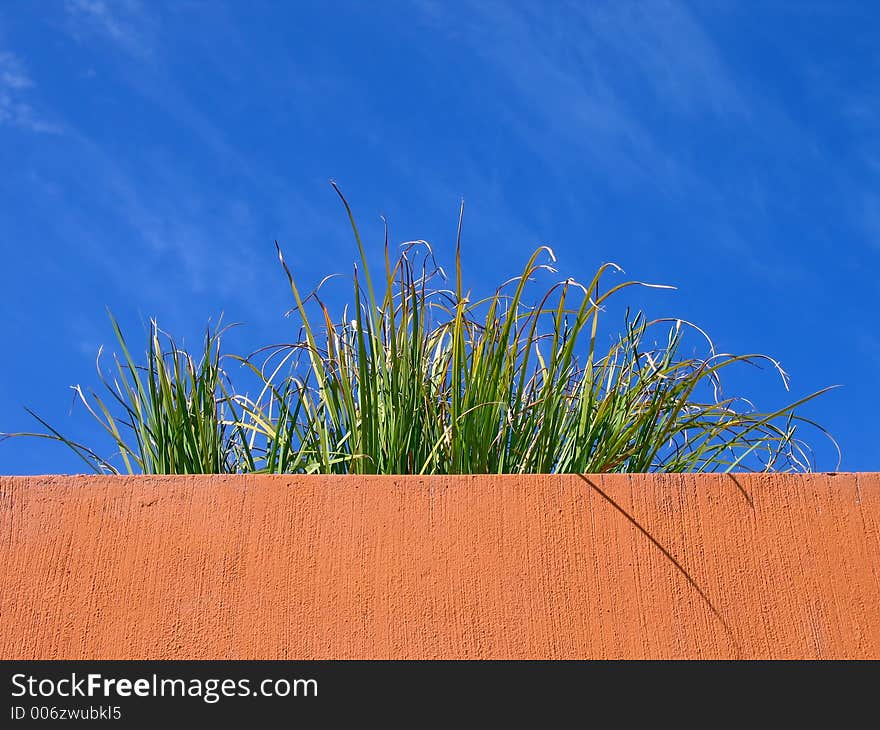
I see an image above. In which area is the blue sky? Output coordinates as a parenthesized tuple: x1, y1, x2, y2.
(1, 0, 877, 473)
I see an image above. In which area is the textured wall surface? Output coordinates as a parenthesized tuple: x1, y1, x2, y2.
(1, 473, 878, 659)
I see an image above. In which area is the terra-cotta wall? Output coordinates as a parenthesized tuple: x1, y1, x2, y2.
(1, 473, 878, 659)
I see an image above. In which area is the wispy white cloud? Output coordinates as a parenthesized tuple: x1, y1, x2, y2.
(19, 129, 278, 325)
(417, 0, 747, 195)
(0, 51, 62, 133)
(582, 1, 747, 119)
(0, 50, 31, 89)
(25, 1, 341, 320)
(63, 0, 155, 59)
(411, 0, 874, 288)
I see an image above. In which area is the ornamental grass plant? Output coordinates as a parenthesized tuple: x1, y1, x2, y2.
(3, 187, 836, 474)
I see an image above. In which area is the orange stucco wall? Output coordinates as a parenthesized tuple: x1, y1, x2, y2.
(1, 473, 878, 659)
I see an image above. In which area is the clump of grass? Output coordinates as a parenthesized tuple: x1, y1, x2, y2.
(3, 314, 253, 474)
(4, 187, 837, 474)
(234, 184, 837, 474)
